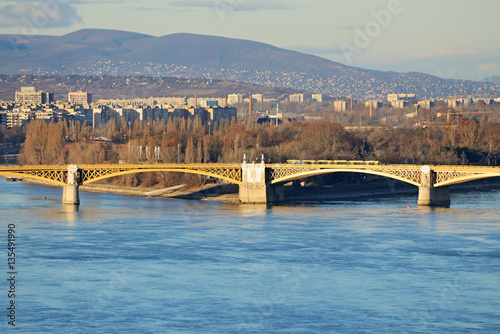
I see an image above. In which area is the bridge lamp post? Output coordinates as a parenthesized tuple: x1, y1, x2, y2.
(208, 121, 212, 136)
(177, 144, 181, 164)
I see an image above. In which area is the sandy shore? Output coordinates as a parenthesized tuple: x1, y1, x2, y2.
(81, 183, 241, 203)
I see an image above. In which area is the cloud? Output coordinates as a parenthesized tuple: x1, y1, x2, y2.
(0, 1, 83, 28)
(169, 0, 294, 12)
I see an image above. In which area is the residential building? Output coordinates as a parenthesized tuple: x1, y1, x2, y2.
(365, 100, 382, 109)
(252, 94, 263, 103)
(393, 100, 408, 109)
(388, 93, 416, 107)
(0, 112, 6, 128)
(34, 110, 55, 122)
(92, 108, 104, 128)
(68, 91, 92, 105)
(202, 100, 219, 108)
(206, 106, 237, 123)
(227, 94, 244, 105)
(418, 100, 435, 109)
(289, 93, 304, 102)
(3, 111, 33, 128)
(312, 94, 323, 103)
(334, 100, 347, 112)
(15, 87, 54, 105)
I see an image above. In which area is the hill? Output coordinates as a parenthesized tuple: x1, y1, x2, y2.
(0, 29, 499, 99)
(0, 74, 299, 102)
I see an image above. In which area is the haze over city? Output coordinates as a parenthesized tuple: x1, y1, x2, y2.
(0, 0, 499, 81)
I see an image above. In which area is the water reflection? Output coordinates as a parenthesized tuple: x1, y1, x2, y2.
(61, 204, 79, 225)
(62, 203, 79, 213)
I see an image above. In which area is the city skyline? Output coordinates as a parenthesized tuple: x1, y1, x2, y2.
(0, 0, 499, 82)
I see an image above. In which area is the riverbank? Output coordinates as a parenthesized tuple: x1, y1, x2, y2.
(82, 182, 241, 203)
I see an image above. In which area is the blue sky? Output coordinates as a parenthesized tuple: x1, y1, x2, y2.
(0, 0, 499, 81)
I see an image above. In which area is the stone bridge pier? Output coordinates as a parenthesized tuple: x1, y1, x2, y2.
(62, 164, 80, 205)
(239, 160, 284, 204)
(418, 166, 450, 207)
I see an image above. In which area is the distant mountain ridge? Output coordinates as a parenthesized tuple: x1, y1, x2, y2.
(0, 28, 498, 99)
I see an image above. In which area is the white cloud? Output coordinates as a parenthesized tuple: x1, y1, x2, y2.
(0, 1, 83, 28)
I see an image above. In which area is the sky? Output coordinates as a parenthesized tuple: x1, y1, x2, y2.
(0, 0, 499, 81)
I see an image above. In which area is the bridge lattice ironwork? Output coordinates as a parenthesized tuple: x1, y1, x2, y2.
(268, 164, 423, 186)
(2, 164, 500, 189)
(75, 164, 243, 185)
(0, 165, 68, 186)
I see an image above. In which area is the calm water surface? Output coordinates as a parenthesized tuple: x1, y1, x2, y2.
(1, 179, 500, 333)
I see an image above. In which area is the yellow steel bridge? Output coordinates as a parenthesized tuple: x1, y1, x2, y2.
(1, 162, 500, 206)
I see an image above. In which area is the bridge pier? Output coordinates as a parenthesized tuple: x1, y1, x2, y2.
(63, 185, 80, 205)
(62, 165, 80, 205)
(239, 160, 283, 204)
(417, 186, 450, 207)
(417, 166, 450, 207)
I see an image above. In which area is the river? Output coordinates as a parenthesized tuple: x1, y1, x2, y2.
(1, 179, 500, 333)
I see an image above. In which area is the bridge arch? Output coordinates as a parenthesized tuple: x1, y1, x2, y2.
(270, 168, 421, 187)
(0, 172, 67, 187)
(81, 167, 242, 185)
(0, 167, 68, 187)
(434, 173, 500, 188)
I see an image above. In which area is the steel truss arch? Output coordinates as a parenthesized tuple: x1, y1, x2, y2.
(268, 165, 422, 187)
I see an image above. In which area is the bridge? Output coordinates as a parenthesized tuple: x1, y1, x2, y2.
(1, 161, 500, 206)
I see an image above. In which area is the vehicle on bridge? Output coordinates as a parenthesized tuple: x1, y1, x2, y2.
(286, 160, 380, 166)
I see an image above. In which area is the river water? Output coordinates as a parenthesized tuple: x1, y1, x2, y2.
(1, 179, 500, 333)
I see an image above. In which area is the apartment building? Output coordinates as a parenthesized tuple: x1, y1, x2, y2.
(68, 91, 92, 105)
(15, 87, 54, 105)
(289, 94, 304, 102)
